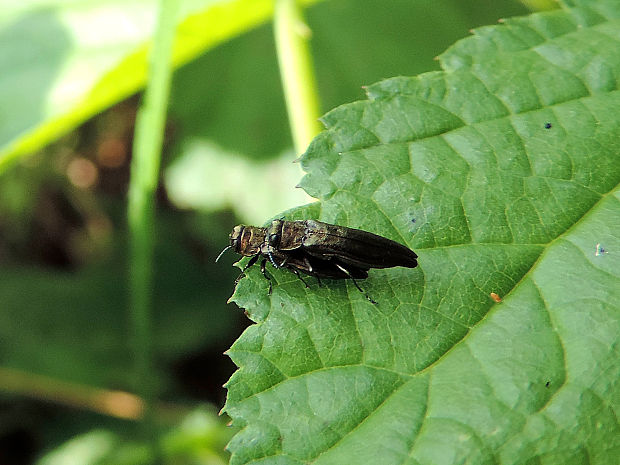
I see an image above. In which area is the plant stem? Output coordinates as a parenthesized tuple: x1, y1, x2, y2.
(274, 0, 322, 155)
(0, 367, 189, 422)
(127, 0, 178, 453)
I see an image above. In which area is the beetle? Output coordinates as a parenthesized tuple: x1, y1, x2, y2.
(216, 219, 418, 304)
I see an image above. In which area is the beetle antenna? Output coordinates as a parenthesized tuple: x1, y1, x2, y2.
(215, 245, 233, 263)
(268, 251, 280, 268)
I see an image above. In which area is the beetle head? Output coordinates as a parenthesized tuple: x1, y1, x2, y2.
(215, 224, 247, 262)
(216, 224, 270, 262)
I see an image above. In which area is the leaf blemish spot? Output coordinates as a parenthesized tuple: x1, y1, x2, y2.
(595, 243, 608, 256)
(544, 122, 552, 129)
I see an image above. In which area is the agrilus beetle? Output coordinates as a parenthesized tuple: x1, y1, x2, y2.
(216, 219, 418, 304)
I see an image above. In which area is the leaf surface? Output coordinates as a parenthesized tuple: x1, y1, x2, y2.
(224, 1, 620, 464)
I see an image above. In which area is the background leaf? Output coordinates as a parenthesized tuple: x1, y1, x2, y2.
(223, 1, 620, 463)
(0, 0, 323, 170)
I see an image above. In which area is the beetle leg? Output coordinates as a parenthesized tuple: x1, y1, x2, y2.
(242, 254, 259, 272)
(303, 257, 314, 273)
(260, 258, 273, 295)
(290, 268, 310, 288)
(234, 254, 259, 284)
(334, 263, 377, 305)
(301, 256, 321, 287)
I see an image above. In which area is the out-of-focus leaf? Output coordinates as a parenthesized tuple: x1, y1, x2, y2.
(223, 1, 620, 463)
(0, 0, 322, 171)
(35, 407, 233, 465)
(36, 430, 119, 465)
(164, 140, 309, 225)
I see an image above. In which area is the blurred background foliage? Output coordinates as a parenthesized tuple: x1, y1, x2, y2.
(0, 0, 533, 463)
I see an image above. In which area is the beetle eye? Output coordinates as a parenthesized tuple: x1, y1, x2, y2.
(269, 233, 279, 247)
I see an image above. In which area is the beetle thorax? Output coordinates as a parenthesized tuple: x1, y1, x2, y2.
(266, 220, 284, 248)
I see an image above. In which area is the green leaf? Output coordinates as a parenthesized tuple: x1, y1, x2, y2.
(35, 407, 233, 465)
(223, 1, 620, 464)
(0, 0, 322, 171)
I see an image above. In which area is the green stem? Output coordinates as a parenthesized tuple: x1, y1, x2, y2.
(274, 0, 322, 155)
(127, 0, 178, 453)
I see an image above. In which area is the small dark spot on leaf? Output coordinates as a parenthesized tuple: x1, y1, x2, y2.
(544, 122, 552, 129)
(595, 243, 607, 256)
(545, 381, 550, 388)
